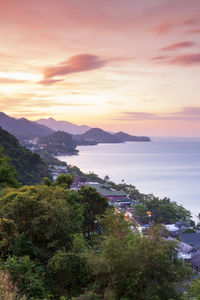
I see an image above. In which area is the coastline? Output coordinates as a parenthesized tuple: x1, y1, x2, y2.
(57, 138, 200, 220)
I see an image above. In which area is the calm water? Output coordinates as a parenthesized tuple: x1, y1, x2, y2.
(58, 138, 200, 218)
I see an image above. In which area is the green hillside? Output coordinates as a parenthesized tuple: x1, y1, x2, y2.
(39, 130, 78, 155)
(0, 126, 49, 184)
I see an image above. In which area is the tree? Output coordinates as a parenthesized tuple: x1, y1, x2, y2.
(55, 174, 74, 189)
(0, 184, 85, 298)
(133, 204, 148, 223)
(0, 270, 26, 300)
(0, 148, 19, 188)
(47, 234, 89, 297)
(83, 215, 191, 300)
(134, 196, 192, 224)
(78, 186, 108, 238)
(104, 175, 110, 183)
(184, 277, 200, 300)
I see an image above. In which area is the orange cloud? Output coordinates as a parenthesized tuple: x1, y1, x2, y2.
(0, 78, 27, 84)
(42, 54, 108, 81)
(38, 79, 63, 85)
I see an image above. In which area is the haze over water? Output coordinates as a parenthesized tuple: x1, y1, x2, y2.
(59, 138, 200, 218)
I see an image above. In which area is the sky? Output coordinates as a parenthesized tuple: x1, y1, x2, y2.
(0, 0, 200, 136)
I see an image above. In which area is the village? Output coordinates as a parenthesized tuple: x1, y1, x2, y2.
(48, 162, 200, 276)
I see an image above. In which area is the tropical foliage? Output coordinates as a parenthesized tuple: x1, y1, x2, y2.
(0, 126, 49, 184)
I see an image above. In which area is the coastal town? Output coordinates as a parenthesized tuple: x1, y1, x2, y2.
(48, 161, 200, 276)
(12, 132, 200, 277)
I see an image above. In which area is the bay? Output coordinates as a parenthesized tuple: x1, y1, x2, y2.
(58, 137, 200, 218)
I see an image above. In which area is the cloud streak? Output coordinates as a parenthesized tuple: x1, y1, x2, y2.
(0, 95, 92, 112)
(0, 78, 27, 84)
(153, 52, 200, 66)
(113, 107, 200, 122)
(161, 41, 195, 51)
(41, 54, 108, 82)
(153, 20, 174, 35)
(153, 17, 199, 35)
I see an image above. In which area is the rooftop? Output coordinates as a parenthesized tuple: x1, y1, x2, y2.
(84, 182, 127, 197)
(180, 233, 200, 249)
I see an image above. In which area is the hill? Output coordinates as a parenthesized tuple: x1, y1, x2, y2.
(75, 128, 123, 143)
(115, 131, 151, 142)
(0, 126, 49, 184)
(39, 131, 78, 155)
(36, 117, 90, 135)
(0, 112, 54, 140)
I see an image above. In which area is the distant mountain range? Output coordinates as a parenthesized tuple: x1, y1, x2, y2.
(74, 128, 122, 144)
(36, 117, 90, 135)
(115, 131, 151, 142)
(0, 112, 54, 140)
(0, 112, 151, 146)
(74, 128, 151, 144)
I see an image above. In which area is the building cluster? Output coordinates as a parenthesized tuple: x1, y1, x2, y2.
(71, 180, 140, 214)
(23, 137, 47, 152)
(48, 166, 200, 274)
(166, 223, 200, 273)
(49, 164, 69, 181)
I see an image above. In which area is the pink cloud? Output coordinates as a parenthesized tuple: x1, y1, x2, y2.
(170, 53, 200, 65)
(161, 41, 195, 51)
(38, 79, 63, 85)
(153, 17, 199, 35)
(113, 107, 200, 122)
(153, 20, 174, 35)
(152, 55, 168, 61)
(43, 54, 108, 80)
(153, 53, 200, 66)
(186, 28, 200, 34)
(181, 18, 198, 26)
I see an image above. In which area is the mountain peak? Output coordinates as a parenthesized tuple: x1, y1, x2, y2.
(36, 118, 91, 135)
(0, 112, 54, 139)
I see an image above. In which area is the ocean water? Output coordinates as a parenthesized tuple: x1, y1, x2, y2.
(58, 137, 200, 218)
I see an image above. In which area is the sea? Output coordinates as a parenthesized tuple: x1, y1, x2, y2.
(58, 137, 200, 219)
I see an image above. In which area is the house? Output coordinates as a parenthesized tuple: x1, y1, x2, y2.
(83, 182, 127, 199)
(165, 224, 179, 234)
(180, 233, 200, 249)
(82, 182, 138, 209)
(188, 251, 200, 273)
(167, 237, 195, 260)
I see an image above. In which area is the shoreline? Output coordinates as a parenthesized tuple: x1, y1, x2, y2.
(57, 139, 200, 221)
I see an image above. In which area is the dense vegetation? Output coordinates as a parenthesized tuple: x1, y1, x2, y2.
(0, 143, 198, 300)
(0, 180, 192, 300)
(133, 196, 192, 225)
(39, 131, 78, 155)
(0, 127, 49, 185)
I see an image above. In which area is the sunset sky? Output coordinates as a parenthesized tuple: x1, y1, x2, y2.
(0, 0, 200, 136)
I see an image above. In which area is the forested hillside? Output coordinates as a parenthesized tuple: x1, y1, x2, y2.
(39, 130, 78, 155)
(0, 178, 192, 300)
(0, 126, 49, 184)
(0, 145, 198, 299)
